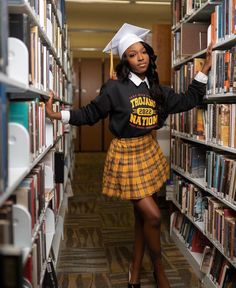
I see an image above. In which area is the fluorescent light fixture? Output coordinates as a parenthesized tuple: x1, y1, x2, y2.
(68, 0, 130, 3)
(136, 1, 170, 4)
(72, 47, 103, 51)
(69, 28, 116, 33)
(67, 0, 170, 4)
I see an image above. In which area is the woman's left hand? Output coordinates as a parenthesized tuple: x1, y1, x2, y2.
(201, 42, 213, 75)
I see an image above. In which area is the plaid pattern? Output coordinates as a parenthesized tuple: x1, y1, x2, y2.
(102, 133, 169, 200)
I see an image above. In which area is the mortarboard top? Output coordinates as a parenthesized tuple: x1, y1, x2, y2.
(103, 23, 150, 59)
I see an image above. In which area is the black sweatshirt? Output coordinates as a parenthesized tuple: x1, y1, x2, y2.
(69, 78, 206, 138)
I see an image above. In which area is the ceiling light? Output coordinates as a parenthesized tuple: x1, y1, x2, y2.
(66, 0, 171, 4)
(67, 0, 130, 3)
(136, 1, 170, 4)
(72, 47, 103, 51)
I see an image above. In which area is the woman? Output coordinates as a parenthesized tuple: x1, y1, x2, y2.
(45, 23, 212, 288)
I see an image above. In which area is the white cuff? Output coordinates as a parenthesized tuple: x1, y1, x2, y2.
(61, 110, 70, 124)
(194, 71, 208, 84)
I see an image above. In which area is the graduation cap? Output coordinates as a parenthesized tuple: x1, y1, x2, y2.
(103, 23, 150, 78)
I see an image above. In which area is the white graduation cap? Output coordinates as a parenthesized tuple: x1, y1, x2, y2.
(103, 23, 150, 79)
(103, 23, 150, 59)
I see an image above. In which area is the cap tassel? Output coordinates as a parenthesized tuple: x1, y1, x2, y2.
(109, 46, 117, 80)
(109, 48, 115, 79)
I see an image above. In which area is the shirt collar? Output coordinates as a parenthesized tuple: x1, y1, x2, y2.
(129, 72, 150, 89)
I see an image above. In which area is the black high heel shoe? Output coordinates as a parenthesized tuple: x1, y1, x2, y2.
(153, 272, 159, 288)
(128, 284, 141, 288)
(128, 265, 141, 288)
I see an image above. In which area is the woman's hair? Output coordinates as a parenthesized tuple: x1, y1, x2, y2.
(115, 42, 167, 127)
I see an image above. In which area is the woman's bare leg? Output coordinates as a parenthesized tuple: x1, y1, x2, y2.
(129, 206, 145, 284)
(133, 196, 170, 288)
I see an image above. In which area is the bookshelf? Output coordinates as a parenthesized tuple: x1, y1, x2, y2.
(0, 0, 74, 287)
(170, 0, 236, 287)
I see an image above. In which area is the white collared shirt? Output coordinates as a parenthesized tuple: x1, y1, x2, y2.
(129, 72, 150, 88)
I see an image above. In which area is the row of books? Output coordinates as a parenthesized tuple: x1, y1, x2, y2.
(0, 236, 58, 287)
(172, 103, 236, 148)
(171, 106, 206, 140)
(173, 0, 236, 43)
(174, 6, 236, 70)
(29, 0, 64, 60)
(0, 151, 65, 286)
(206, 197, 236, 256)
(24, 220, 47, 287)
(206, 104, 236, 148)
(173, 209, 211, 253)
(172, 172, 236, 262)
(9, 13, 70, 99)
(54, 0, 66, 28)
(15, 0, 69, 72)
(1, 97, 67, 199)
(202, 246, 236, 287)
(172, 0, 208, 28)
(172, 210, 236, 287)
(13, 163, 46, 232)
(174, 47, 236, 96)
(172, 174, 207, 221)
(0, 147, 66, 243)
(0, 199, 14, 245)
(1, 1, 72, 78)
(207, 48, 236, 95)
(9, 100, 46, 161)
(171, 138, 206, 178)
(173, 57, 205, 93)
(173, 22, 208, 62)
(8, 100, 65, 161)
(210, 0, 236, 45)
(172, 139, 236, 202)
(206, 150, 236, 202)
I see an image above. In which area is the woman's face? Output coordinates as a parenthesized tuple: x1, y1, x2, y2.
(124, 42, 150, 78)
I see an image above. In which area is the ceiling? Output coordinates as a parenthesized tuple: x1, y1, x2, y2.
(65, 0, 171, 58)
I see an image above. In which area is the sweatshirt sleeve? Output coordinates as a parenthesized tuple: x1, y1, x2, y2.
(163, 79, 206, 114)
(69, 83, 111, 126)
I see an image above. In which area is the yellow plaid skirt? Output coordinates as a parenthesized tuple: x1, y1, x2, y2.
(102, 133, 169, 200)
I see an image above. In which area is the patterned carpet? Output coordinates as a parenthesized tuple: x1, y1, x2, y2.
(57, 153, 200, 288)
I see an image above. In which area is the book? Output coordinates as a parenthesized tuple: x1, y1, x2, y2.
(9, 13, 31, 84)
(181, 22, 208, 56)
(191, 228, 210, 253)
(42, 258, 58, 288)
(0, 0, 8, 73)
(0, 245, 23, 288)
(219, 104, 230, 146)
(0, 83, 8, 193)
(200, 245, 214, 274)
(54, 151, 64, 183)
(193, 190, 207, 222)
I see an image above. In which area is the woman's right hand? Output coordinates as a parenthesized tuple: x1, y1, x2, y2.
(45, 90, 62, 120)
(45, 90, 54, 118)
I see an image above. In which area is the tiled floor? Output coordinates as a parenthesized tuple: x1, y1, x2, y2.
(57, 153, 200, 288)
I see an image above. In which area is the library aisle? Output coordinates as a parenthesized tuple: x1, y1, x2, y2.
(56, 152, 199, 288)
